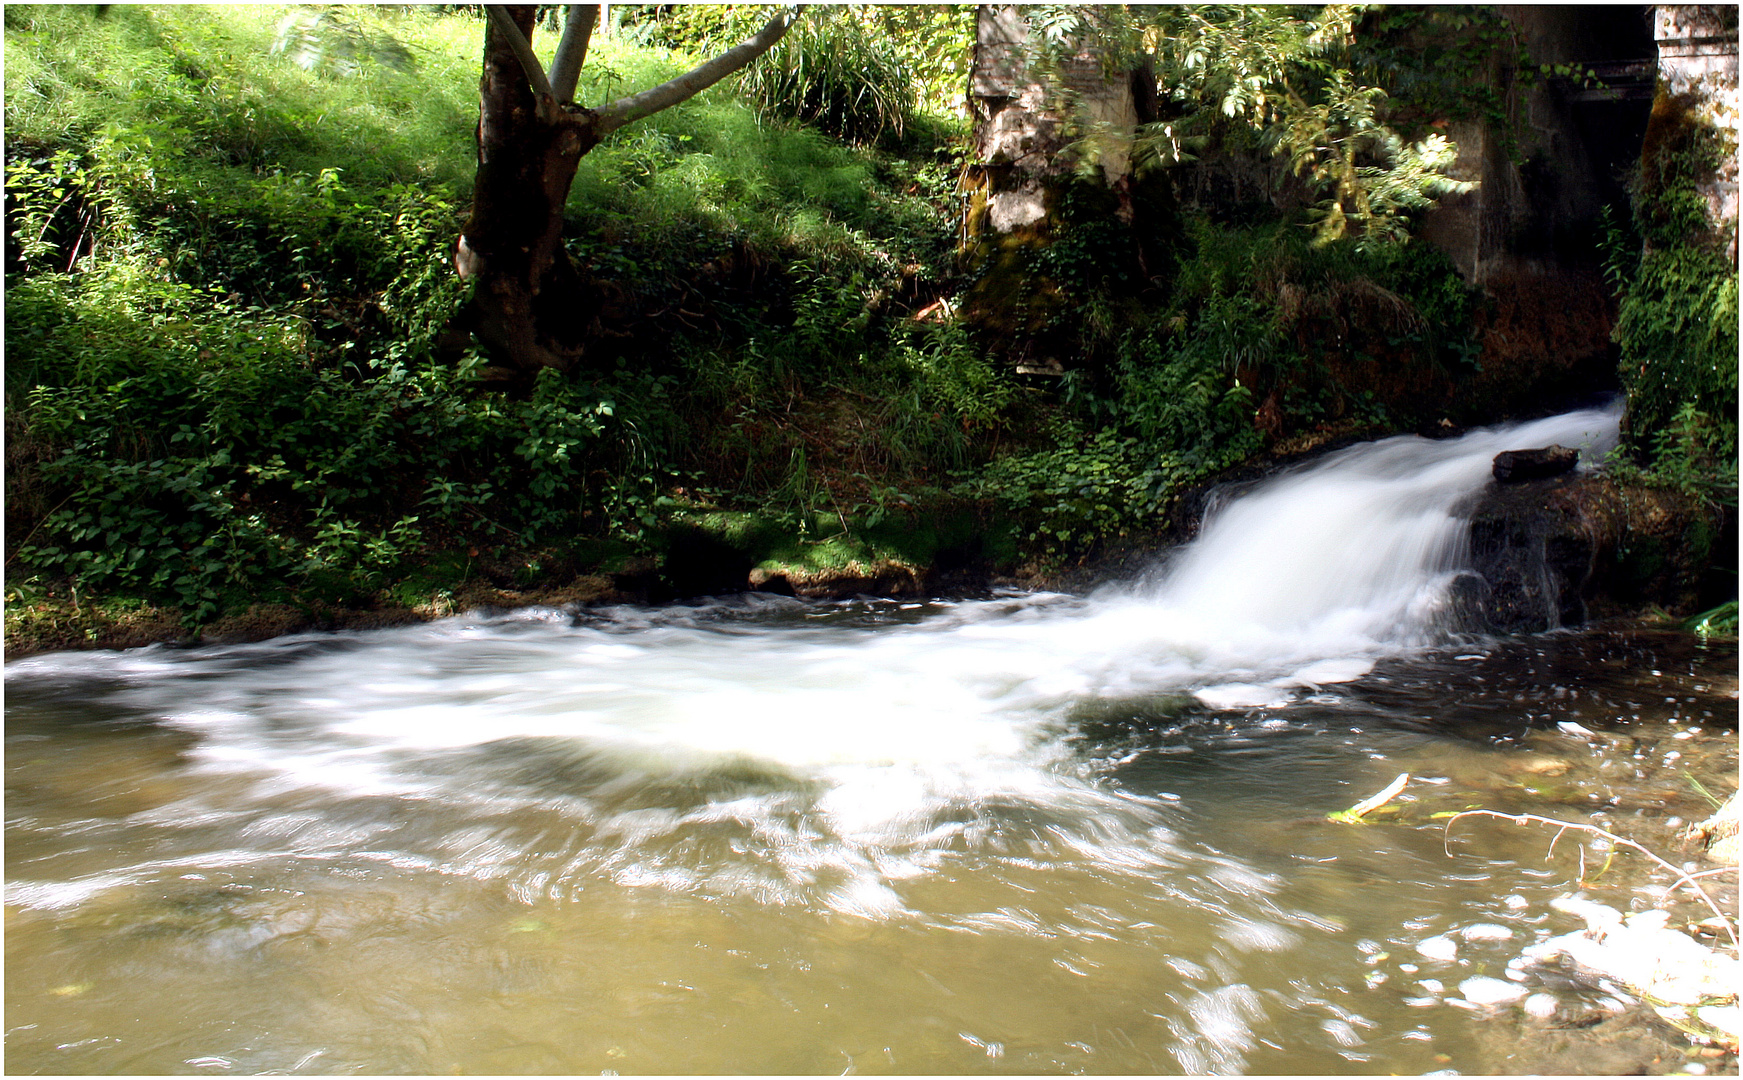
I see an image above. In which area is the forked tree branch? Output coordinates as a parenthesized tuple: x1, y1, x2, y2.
(549, 5, 597, 104)
(486, 5, 555, 103)
(593, 7, 798, 135)
(1444, 809, 1739, 951)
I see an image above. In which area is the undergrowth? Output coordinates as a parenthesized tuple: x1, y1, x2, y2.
(1, 5, 1017, 626)
(1601, 92, 1739, 506)
(5, 4, 1501, 635)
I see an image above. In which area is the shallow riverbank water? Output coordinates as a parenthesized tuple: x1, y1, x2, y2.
(6, 407, 1737, 1074)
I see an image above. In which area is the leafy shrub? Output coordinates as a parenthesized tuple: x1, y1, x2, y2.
(5, 256, 630, 620)
(1603, 102, 1740, 496)
(971, 419, 1253, 565)
(732, 6, 916, 146)
(1116, 308, 1267, 464)
(630, 5, 972, 144)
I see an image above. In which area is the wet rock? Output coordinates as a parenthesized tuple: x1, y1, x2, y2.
(1492, 445, 1580, 482)
(1688, 791, 1741, 864)
(1549, 895, 1623, 931)
(1453, 473, 1601, 632)
(1471, 999, 1695, 1075)
(1700, 1005, 1742, 1043)
(748, 559, 925, 599)
(1522, 913, 1742, 1006)
(1523, 992, 1560, 1018)
(1459, 975, 1529, 1006)
(1452, 473, 1730, 634)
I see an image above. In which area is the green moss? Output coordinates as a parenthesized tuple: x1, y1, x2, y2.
(1604, 89, 1739, 499)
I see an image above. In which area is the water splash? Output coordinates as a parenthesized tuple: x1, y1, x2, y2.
(5, 404, 1622, 922)
(1134, 402, 1621, 638)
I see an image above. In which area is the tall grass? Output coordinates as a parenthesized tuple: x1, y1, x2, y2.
(4, 4, 1014, 622)
(4, 5, 479, 188)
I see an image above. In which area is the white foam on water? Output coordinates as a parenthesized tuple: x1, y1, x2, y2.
(6, 404, 1622, 923)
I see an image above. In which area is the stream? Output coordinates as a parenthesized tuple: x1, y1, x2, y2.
(6, 405, 1737, 1075)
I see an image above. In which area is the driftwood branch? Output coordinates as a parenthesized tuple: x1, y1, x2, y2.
(549, 5, 596, 104)
(486, 5, 555, 103)
(1443, 809, 1739, 951)
(594, 7, 797, 135)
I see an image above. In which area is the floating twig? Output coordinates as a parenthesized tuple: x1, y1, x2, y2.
(1327, 772, 1410, 824)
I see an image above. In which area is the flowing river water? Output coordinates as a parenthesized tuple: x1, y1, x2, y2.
(6, 405, 1738, 1075)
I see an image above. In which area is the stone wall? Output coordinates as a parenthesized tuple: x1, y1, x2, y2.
(1649, 4, 1740, 260)
(1420, 6, 1658, 285)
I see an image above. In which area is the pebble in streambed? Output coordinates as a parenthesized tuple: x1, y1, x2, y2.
(1454, 976, 1527, 1008)
(1405, 891, 1741, 1073)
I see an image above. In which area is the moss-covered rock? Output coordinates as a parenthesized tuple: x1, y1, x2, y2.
(1456, 472, 1733, 633)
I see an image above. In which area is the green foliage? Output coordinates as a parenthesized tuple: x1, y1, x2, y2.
(969, 207, 1481, 566)
(0, 0, 1523, 619)
(630, 4, 973, 139)
(1682, 600, 1739, 641)
(731, 6, 919, 147)
(5, 257, 640, 621)
(1028, 4, 1474, 247)
(1602, 104, 1740, 498)
(1349, 6, 1532, 145)
(568, 94, 944, 281)
(4, 4, 1017, 622)
(971, 414, 1255, 566)
(893, 320, 1016, 432)
(5, 5, 477, 189)
(1273, 71, 1474, 247)
(1162, 215, 1479, 386)
(1115, 305, 1267, 462)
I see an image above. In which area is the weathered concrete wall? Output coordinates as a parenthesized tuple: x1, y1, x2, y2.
(968, 4, 1060, 234)
(1411, 8, 1669, 416)
(963, 6, 1147, 375)
(1420, 6, 1658, 285)
(1649, 4, 1740, 259)
(967, 6, 1138, 235)
(1421, 5, 1739, 274)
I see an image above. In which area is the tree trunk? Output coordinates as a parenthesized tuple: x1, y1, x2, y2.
(453, 5, 797, 383)
(458, 5, 599, 379)
(962, 5, 1144, 376)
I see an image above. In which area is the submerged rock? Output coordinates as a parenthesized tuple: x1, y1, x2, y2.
(1459, 975, 1529, 1007)
(1522, 908, 1742, 1006)
(1523, 992, 1560, 1019)
(1416, 935, 1460, 961)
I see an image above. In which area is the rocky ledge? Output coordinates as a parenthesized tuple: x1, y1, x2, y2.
(1454, 472, 1734, 634)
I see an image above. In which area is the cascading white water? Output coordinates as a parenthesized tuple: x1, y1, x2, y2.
(5, 403, 1623, 921)
(1140, 404, 1620, 639)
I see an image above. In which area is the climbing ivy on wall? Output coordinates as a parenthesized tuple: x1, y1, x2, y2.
(1603, 92, 1739, 498)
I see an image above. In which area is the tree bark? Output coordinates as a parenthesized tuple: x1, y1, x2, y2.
(455, 5, 796, 381)
(962, 5, 1145, 376)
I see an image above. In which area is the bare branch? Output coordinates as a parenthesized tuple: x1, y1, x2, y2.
(549, 5, 596, 104)
(1666, 864, 1740, 897)
(486, 5, 555, 103)
(593, 6, 798, 135)
(1444, 809, 1739, 951)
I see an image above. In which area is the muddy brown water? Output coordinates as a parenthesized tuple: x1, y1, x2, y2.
(9, 405, 1735, 1075)
(5, 608, 1736, 1076)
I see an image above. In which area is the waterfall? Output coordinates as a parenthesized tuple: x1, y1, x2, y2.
(1134, 400, 1623, 642)
(3, 403, 1624, 918)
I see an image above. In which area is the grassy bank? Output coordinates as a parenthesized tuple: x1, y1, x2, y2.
(5, 5, 1732, 654)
